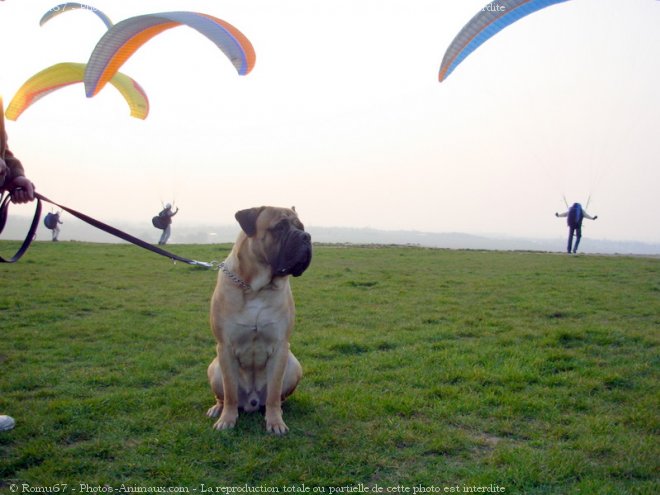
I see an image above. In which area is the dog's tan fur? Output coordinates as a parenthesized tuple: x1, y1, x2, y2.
(206, 206, 311, 434)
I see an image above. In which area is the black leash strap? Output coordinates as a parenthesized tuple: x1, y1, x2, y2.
(0, 191, 213, 268)
(0, 192, 42, 263)
(36, 193, 214, 268)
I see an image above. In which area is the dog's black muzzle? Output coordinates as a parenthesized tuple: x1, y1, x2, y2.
(273, 228, 312, 278)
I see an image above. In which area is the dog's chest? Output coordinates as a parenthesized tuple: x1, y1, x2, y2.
(228, 298, 287, 367)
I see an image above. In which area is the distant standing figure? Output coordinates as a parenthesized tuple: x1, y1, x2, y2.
(44, 211, 63, 241)
(556, 203, 597, 254)
(52, 214, 62, 241)
(157, 203, 179, 245)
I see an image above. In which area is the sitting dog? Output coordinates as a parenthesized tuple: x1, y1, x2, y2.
(207, 206, 312, 434)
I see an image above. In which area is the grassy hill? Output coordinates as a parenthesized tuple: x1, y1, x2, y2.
(1, 241, 658, 493)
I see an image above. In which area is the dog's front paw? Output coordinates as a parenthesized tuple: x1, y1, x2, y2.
(266, 419, 289, 435)
(206, 403, 222, 418)
(213, 410, 238, 431)
(265, 409, 288, 435)
(213, 418, 236, 431)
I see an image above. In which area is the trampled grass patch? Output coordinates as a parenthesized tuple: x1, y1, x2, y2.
(1, 241, 658, 493)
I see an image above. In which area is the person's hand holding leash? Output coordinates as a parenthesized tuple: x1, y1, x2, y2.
(7, 177, 35, 203)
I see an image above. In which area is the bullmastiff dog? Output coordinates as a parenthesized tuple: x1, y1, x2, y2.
(206, 206, 312, 434)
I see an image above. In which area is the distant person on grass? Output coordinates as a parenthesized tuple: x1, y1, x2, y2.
(556, 202, 597, 254)
(44, 211, 63, 241)
(157, 203, 179, 245)
(1, 130, 36, 433)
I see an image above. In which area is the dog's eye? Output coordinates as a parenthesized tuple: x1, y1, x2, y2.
(271, 221, 289, 235)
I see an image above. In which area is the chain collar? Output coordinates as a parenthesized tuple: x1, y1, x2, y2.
(216, 261, 252, 291)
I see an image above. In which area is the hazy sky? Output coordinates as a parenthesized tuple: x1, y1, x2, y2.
(1, 0, 659, 243)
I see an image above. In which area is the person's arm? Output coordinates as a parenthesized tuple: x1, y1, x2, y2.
(555, 210, 568, 218)
(582, 211, 597, 220)
(4, 149, 25, 178)
(0, 157, 6, 188)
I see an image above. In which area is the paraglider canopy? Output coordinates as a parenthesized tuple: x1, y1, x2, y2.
(40, 3, 113, 29)
(438, 0, 572, 82)
(5, 62, 149, 120)
(84, 11, 256, 97)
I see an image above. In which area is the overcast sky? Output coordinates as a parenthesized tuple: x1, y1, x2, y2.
(1, 0, 659, 243)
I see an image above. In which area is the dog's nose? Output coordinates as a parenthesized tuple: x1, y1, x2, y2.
(250, 399, 259, 408)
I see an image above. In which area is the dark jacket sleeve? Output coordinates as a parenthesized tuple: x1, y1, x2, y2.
(4, 149, 25, 179)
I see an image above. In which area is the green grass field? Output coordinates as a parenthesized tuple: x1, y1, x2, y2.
(1, 241, 658, 494)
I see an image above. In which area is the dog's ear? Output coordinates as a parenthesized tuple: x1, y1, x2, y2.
(235, 207, 265, 237)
